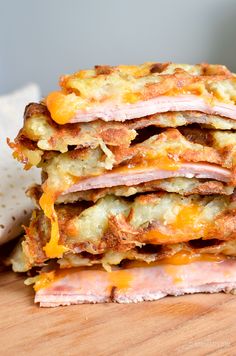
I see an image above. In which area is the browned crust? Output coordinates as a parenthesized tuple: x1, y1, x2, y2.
(110, 128, 224, 167)
(24, 102, 50, 122)
(60, 63, 233, 95)
(94, 65, 113, 75)
(189, 181, 232, 195)
(92, 62, 232, 77)
(149, 62, 170, 74)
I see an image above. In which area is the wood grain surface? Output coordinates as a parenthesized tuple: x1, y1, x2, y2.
(0, 269, 235, 356)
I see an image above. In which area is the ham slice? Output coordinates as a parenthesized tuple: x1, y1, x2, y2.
(63, 163, 231, 194)
(35, 260, 236, 307)
(70, 95, 236, 123)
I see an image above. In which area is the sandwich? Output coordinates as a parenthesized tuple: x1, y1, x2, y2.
(9, 62, 236, 307)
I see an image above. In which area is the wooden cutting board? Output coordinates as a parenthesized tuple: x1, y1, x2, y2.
(0, 269, 235, 356)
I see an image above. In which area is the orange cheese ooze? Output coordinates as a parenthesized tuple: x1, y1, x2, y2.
(160, 251, 226, 265)
(174, 205, 202, 231)
(114, 156, 180, 175)
(123, 92, 141, 104)
(108, 270, 133, 289)
(39, 191, 68, 258)
(33, 271, 56, 292)
(142, 204, 205, 244)
(125, 252, 226, 268)
(46, 91, 81, 125)
(146, 155, 180, 171)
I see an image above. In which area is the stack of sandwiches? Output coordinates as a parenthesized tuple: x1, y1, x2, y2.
(9, 62, 236, 307)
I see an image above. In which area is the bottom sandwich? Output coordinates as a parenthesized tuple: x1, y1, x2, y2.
(28, 256, 236, 307)
(8, 190, 236, 307)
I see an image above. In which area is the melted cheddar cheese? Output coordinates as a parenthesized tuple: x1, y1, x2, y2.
(32, 271, 56, 292)
(108, 270, 133, 289)
(141, 204, 207, 243)
(174, 205, 202, 231)
(124, 252, 226, 268)
(39, 189, 68, 258)
(46, 91, 83, 125)
(114, 156, 180, 174)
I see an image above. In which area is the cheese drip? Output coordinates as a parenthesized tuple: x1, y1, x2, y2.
(46, 91, 81, 125)
(39, 188, 68, 258)
(115, 155, 181, 172)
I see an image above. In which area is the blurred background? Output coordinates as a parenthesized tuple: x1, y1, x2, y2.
(1, 0, 236, 95)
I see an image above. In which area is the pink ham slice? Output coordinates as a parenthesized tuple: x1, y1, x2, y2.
(63, 163, 231, 194)
(70, 95, 236, 123)
(35, 260, 236, 307)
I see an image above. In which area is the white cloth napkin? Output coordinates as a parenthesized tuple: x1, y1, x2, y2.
(0, 84, 40, 245)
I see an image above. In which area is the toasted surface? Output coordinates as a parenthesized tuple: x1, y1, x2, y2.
(13, 193, 236, 269)
(43, 62, 236, 124)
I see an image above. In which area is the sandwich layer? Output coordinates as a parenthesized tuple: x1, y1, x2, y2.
(28, 178, 234, 206)
(44, 62, 236, 124)
(11, 238, 236, 273)
(17, 127, 236, 188)
(12, 111, 236, 173)
(14, 193, 236, 266)
(13, 103, 236, 157)
(33, 259, 236, 307)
